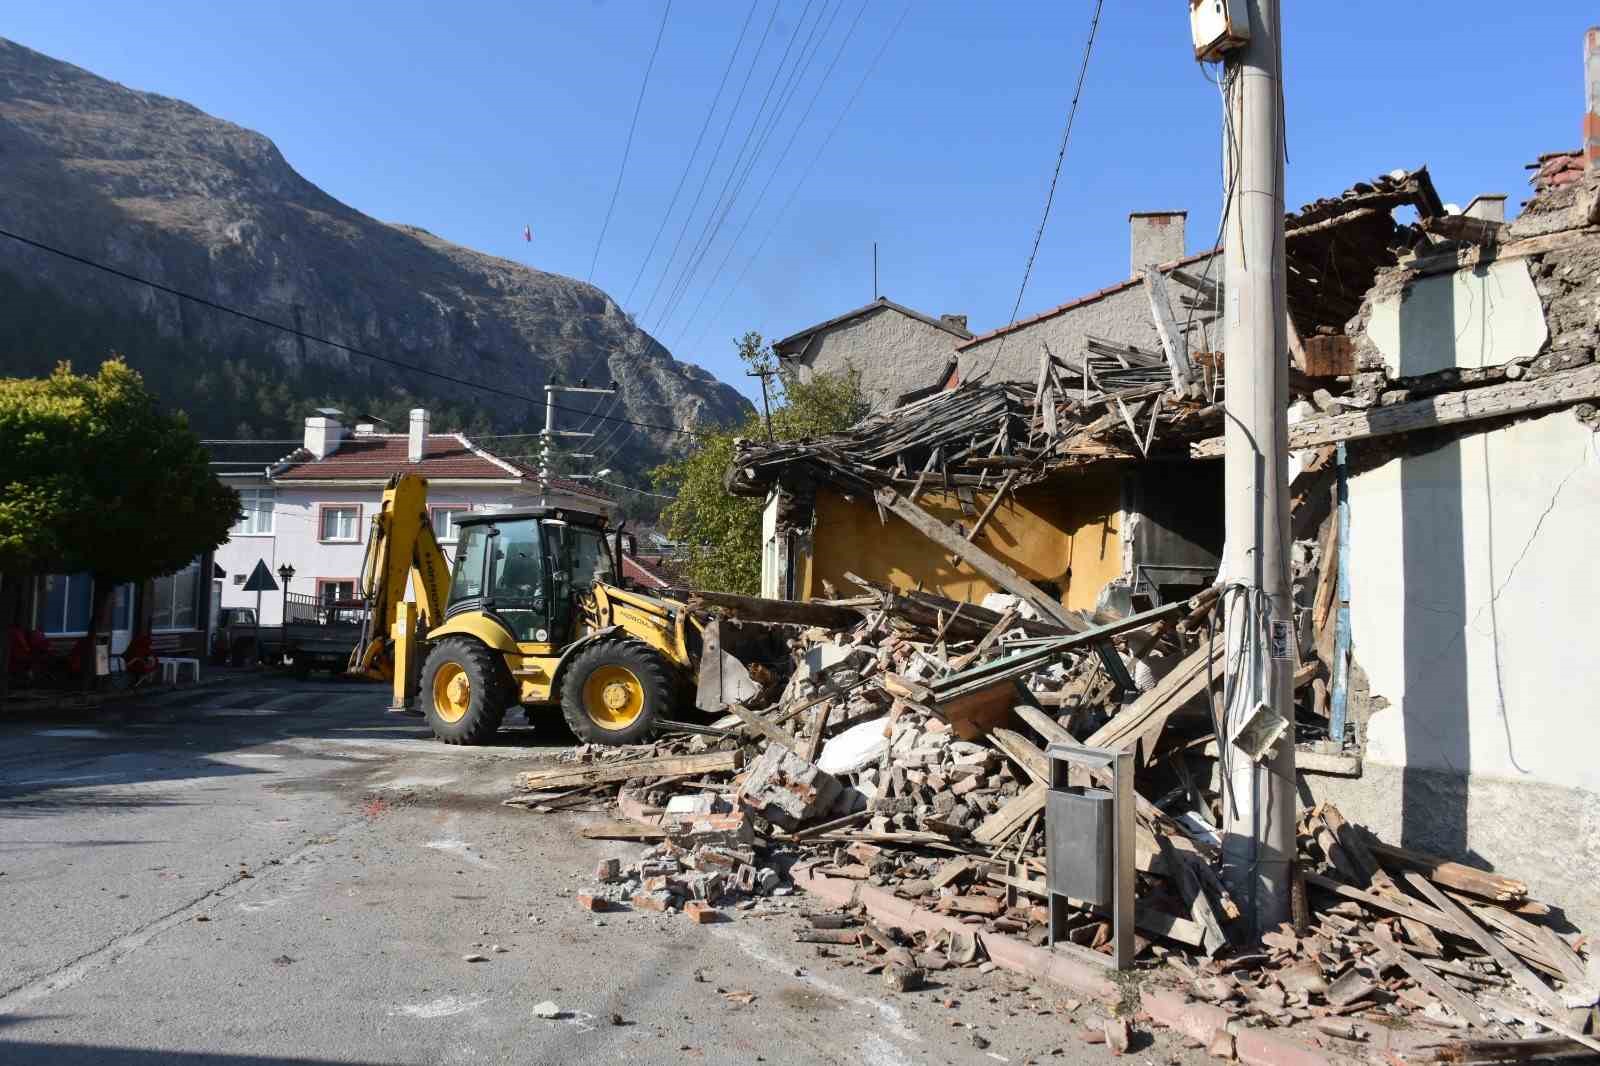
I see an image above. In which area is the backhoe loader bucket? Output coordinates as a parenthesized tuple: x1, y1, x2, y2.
(694, 618, 786, 712)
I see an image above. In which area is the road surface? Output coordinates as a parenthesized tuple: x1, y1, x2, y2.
(0, 676, 1190, 1065)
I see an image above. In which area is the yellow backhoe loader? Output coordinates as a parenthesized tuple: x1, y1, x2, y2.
(348, 474, 770, 745)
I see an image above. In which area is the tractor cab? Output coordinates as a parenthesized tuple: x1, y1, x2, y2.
(446, 506, 615, 650)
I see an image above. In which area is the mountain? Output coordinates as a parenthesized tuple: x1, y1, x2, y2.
(0, 37, 752, 471)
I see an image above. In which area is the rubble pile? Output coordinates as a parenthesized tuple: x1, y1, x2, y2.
(509, 579, 1597, 1061)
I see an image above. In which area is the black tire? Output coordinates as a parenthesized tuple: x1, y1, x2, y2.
(560, 639, 675, 746)
(419, 637, 514, 745)
(230, 640, 252, 668)
(290, 656, 312, 682)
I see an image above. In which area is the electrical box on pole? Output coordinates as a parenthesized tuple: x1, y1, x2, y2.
(1189, 0, 1250, 61)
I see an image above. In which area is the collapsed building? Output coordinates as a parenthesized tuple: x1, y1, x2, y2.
(727, 159, 1600, 937)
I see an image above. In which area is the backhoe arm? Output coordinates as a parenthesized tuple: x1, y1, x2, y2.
(350, 473, 452, 688)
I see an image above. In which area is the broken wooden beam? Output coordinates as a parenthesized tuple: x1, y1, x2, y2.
(1192, 362, 1600, 456)
(517, 750, 743, 791)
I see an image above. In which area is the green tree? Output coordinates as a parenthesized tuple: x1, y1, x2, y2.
(652, 332, 867, 593)
(0, 359, 240, 689)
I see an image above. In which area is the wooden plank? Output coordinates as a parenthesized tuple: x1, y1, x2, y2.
(1404, 872, 1566, 1016)
(875, 486, 1088, 632)
(804, 699, 833, 764)
(1142, 265, 1196, 395)
(973, 781, 1047, 845)
(723, 700, 804, 756)
(1158, 835, 1228, 956)
(1368, 840, 1529, 904)
(1081, 639, 1225, 754)
(1192, 363, 1600, 457)
(516, 750, 742, 791)
(579, 819, 669, 842)
(929, 857, 976, 890)
(1370, 923, 1505, 1033)
(966, 471, 1018, 543)
(679, 588, 863, 628)
(1483, 999, 1600, 1056)
(988, 728, 1051, 785)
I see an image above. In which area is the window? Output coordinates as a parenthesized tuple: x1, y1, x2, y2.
(319, 504, 361, 543)
(448, 524, 489, 603)
(38, 573, 94, 634)
(317, 579, 357, 605)
(232, 489, 275, 535)
(431, 506, 468, 543)
(486, 518, 548, 642)
(152, 559, 202, 631)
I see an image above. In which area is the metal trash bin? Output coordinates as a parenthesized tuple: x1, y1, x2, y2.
(1046, 786, 1113, 905)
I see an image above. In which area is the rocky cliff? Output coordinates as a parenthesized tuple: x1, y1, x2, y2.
(0, 37, 751, 465)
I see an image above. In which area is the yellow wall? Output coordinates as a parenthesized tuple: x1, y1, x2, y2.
(803, 468, 1123, 612)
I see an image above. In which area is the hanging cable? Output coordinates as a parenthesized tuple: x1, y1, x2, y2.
(973, 0, 1105, 381)
(588, 0, 674, 282)
(0, 226, 711, 437)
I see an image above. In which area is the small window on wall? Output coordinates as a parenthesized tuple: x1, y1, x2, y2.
(318, 579, 357, 604)
(152, 559, 202, 631)
(232, 489, 275, 535)
(319, 505, 361, 543)
(431, 506, 468, 543)
(38, 573, 94, 634)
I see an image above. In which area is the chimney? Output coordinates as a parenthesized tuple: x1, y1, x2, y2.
(940, 313, 968, 332)
(303, 410, 344, 460)
(1129, 211, 1187, 277)
(1464, 195, 1507, 222)
(1586, 27, 1599, 169)
(408, 408, 430, 463)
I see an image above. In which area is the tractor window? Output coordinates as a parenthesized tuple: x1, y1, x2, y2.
(570, 527, 614, 587)
(448, 524, 489, 605)
(486, 518, 549, 642)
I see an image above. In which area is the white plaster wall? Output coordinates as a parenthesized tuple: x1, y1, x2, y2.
(1366, 259, 1548, 377)
(794, 308, 962, 410)
(1347, 410, 1600, 792)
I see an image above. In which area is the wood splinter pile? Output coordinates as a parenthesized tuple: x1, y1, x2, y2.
(507, 584, 1596, 1062)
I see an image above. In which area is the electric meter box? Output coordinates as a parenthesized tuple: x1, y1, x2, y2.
(1189, 0, 1250, 62)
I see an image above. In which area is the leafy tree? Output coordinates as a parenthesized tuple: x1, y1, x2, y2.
(0, 359, 240, 688)
(652, 332, 867, 593)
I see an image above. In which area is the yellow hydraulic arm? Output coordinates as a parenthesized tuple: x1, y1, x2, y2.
(349, 473, 452, 693)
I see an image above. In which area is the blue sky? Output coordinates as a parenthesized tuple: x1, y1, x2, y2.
(8, 2, 1596, 403)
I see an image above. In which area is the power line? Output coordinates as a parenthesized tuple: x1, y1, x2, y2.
(639, 0, 782, 324)
(974, 0, 1105, 381)
(661, 0, 848, 341)
(655, 0, 832, 333)
(650, 0, 821, 333)
(685, 0, 911, 354)
(588, 0, 674, 283)
(622, 0, 761, 309)
(672, 0, 870, 348)
(0, 225, 710, 438)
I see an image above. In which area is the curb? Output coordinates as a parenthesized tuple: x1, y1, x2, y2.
(795, 866, 1338, 1066)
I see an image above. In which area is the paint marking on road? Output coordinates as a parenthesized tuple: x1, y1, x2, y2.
(391, 995, 490, 1019)
(33, 729, 118, 739)
(422, 838, 497, 869)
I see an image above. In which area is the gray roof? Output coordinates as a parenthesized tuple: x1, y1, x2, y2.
(773, 297, 973, 354)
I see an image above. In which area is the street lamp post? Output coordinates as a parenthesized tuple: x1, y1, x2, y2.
(276, 563, 295, 666)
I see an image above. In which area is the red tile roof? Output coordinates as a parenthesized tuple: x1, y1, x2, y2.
(956, 249, 1219, 351)
(274, 434, 522, 481)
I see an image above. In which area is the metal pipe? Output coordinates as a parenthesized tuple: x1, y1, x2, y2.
(1219, 0, 1295, 935)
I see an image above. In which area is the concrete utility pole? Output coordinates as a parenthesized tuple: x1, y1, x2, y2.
(541, 383, 617, 479)
(1219, 0, 1295, 935)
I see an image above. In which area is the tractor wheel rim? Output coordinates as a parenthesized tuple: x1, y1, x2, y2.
(583, 664, 644, 730)
(433, 663, 471, 723)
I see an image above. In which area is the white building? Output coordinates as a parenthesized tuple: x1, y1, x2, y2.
(209, 409, 612, 625)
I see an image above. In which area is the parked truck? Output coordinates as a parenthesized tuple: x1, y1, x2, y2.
(213, 594, 364, 678)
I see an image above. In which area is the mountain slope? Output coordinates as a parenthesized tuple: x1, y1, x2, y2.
(0, 37, 751, 466)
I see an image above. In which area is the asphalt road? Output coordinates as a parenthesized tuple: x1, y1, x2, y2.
(0, 675, 1194, 1065)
